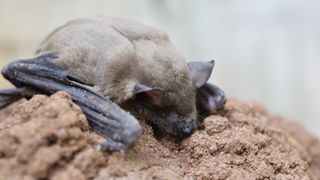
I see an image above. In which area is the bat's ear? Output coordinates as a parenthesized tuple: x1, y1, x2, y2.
(188, 60, 215, 88)
(133, 83, 167, 107)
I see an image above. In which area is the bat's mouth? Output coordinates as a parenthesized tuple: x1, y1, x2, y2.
(179, 120, 197, 136)
(159, 117, 198, 138)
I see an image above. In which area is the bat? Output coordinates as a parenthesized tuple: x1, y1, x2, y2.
(0, 17, 226, 151)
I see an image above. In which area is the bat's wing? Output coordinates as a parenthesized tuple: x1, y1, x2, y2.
(196, 83, 227, 116)
(0, 93, 20, 109)
(0, 87, 40, 108)
(0, 53, 141, 151)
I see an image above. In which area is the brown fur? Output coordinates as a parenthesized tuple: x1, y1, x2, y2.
(36, 17, 197, 136)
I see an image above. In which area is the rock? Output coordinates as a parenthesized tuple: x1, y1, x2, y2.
(0, 92, 104, 180)
(0, 93, 319, 179)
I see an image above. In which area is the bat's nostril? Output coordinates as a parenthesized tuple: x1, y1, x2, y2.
(182, 122, 196, 135)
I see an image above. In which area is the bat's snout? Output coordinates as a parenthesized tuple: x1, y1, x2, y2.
(180, 119, 197, 136)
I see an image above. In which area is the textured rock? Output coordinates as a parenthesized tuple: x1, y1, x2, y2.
(0, 93, 319, 179)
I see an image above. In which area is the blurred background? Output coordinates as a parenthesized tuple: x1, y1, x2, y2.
(0, 0, 319, 136)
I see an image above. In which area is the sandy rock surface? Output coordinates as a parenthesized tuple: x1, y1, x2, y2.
(0, 92, 319, 179)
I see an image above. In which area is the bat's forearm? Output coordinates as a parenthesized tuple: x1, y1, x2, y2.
(1, 53, 141, 151)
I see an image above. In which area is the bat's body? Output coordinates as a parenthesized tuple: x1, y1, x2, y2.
(0, 17, 226, 151)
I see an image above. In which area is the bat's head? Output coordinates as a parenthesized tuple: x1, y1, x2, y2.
(130, 61, 214, 137)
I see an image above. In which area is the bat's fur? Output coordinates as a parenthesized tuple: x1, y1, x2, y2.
(36, 17, 199, 136)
